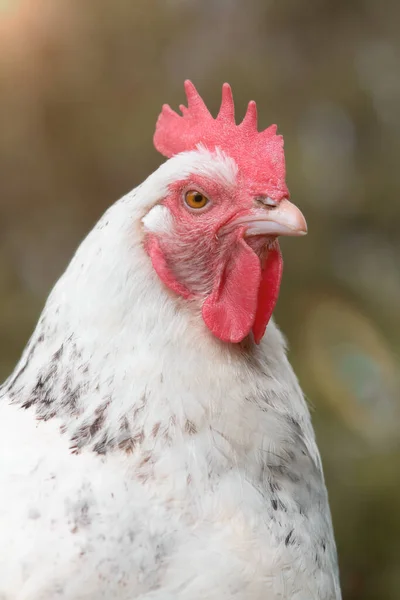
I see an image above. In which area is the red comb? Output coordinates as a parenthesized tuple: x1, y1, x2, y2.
(154, 80, 288, 200)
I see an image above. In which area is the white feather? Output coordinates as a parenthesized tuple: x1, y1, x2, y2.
(142, 204, 174, 234)
(0, 148, 341, 599)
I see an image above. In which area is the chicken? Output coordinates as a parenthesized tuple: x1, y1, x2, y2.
(0, 81, 341, 600)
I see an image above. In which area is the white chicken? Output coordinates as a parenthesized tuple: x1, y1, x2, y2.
(0, 81, 341, 599)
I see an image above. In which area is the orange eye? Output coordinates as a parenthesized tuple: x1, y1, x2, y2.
(184, 190, 209, 210)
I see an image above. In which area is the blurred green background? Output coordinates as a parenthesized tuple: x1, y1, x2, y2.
(1, 1, 399, 597)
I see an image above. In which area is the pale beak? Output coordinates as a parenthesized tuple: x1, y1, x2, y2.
(220, 198, 308, 238)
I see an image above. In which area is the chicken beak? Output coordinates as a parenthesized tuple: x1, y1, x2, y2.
(245, 199, 307, 238)
(220, 198, 307, 238)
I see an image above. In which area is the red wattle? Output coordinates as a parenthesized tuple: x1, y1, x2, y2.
(146, 232, 282, 346)
(252, 245, 283, 344)
(202, 235, 262, 343)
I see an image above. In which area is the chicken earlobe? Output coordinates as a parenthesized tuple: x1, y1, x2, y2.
(145, 235, 192, 300)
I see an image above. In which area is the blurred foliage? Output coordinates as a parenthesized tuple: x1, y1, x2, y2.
(1, 0, 399, 598)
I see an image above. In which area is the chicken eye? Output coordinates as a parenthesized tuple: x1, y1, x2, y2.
(184, 190, 209, 210)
